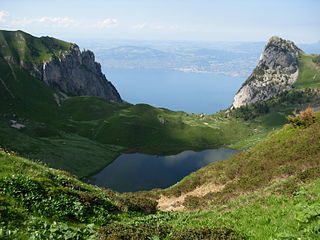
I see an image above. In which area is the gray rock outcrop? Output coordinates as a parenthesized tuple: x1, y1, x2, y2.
(232, 36, 303, 109)
(23, 45, 122, 102)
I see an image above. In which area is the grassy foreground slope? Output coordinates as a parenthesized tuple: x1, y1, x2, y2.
(0, 148, 245, 240)
(0, 149, 161, 239)
(1, 110, 320, 239)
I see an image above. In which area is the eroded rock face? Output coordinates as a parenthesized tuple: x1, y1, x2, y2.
(26, 45, 122, 102)
(232, 36, 303, 109)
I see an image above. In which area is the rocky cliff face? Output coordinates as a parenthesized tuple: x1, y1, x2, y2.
(232, 36, 303, 109)
(28, 45, 122, 102)
(0, 30, 121, 102)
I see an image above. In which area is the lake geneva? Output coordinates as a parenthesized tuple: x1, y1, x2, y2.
(91, 148, 238, 192)
(104, 68, 245, 114)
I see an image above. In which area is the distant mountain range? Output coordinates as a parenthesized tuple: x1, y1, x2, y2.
(93, 45, 260, 77)
(74, 39, 319, 77)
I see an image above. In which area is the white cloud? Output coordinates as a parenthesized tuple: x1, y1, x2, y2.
(95, 18, 118, 28)
(38, 17, 78, 27)
(0, 11, 9, 22)
(9, 16, 79, 28)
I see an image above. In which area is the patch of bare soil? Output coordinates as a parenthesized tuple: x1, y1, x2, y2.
(157, 183, 225, 211)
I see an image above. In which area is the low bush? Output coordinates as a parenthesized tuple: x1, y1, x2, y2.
(287, 107, 316, 128)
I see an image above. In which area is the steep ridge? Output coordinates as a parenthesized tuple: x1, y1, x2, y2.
(0, 30, 121, 101)
(232, 36, 303, 108)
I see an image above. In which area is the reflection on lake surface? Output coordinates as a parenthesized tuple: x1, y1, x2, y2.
(91, 148, 239, 192)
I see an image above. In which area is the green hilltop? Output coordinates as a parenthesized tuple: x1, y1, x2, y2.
(0, 30, 73, 64)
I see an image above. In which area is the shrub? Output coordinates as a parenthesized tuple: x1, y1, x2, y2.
(116, 194, 158, 214)
(287, 107, 316, 128)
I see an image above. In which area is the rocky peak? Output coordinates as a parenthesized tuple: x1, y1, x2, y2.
(259, 36, 302, 71)
(40, 45, 122, 102)
(232, 36, 303, 109)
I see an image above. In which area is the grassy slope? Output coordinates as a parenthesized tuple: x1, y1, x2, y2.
(0, 149, 161, 239)
(0, 57, 58, 122)
(160, 112, 320, 239)
(158, 111, 320, 208)
(59, 98, 268, 152)
(1, 112, 320, 239)
(166, 178, 320, 239)
(295, 54, 320, 89)
(0, 56, 124, 177)
(0, 150, 243, 240)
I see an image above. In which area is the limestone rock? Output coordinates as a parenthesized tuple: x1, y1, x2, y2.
(39, 45, 121, 101)
(232, 36, 303, 109)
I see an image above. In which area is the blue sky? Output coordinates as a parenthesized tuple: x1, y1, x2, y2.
(0, 0, 319, 43)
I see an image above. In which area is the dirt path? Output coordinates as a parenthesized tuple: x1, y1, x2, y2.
(157, 183, 225, 211)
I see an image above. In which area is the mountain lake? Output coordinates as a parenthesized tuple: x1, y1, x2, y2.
(90, 148, 239, 192)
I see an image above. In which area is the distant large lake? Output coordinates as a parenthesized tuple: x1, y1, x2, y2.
(91, 148, 238, 192)
(104, 68, 244, 114)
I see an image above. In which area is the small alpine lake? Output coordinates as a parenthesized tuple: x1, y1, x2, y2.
(90, 148, 239, 192)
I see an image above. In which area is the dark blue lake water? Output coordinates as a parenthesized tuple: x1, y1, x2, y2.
(91, 148, 238, 192)
(104, 68, 244, 114)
